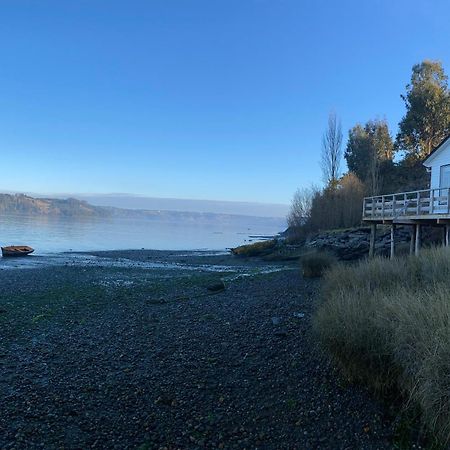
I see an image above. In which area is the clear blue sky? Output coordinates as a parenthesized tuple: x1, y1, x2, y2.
(0, 0, 449, 205)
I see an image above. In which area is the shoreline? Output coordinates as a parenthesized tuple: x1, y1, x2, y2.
(0, 250, 395, 449)
(0, 248, 290, 272)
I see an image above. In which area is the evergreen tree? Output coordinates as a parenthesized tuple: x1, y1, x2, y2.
(344, 119, 394, 195)
(396, 60, 450, 159)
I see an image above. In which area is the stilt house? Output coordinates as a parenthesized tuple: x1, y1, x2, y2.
(363, 135, 450, 257)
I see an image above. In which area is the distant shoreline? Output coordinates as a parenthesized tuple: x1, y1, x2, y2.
(0, 193, 287, 224)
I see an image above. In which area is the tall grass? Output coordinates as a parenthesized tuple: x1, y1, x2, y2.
(301, 251, 337, 278)
(315, 246, 450, 445)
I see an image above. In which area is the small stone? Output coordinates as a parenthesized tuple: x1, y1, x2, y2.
(274, 328, 288, 337)
(207, 281, 225, 292)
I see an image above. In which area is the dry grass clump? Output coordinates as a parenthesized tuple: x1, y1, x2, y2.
(231, 240, 277, 257)
(301, 251, 337, 278)
(314, 246, 450, 445)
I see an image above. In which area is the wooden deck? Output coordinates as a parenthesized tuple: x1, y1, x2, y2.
(362, 188, 450, 257)
(363, 188, 450, 224)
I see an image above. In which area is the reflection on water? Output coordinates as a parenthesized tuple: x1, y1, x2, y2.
(0, 214, 284, 254)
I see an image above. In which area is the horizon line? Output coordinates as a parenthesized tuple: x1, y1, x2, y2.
(0, 189, 289, 208)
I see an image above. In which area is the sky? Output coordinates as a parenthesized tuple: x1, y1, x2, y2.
(0, 0, 449, 210)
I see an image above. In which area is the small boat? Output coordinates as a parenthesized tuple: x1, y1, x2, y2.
(1, 246, 35, 257)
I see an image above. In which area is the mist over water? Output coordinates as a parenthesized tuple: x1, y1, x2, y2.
(0, 214, 285, 254)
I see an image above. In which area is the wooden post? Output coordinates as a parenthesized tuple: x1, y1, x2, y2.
(390, 224, 395, 259)
(369, 223, 376, 258)
(415, 223, 421, 256)
(410, 225, 416, 255)
(446, 224, 450, 247)
(430, 189, 434, 214)
(447, 188, 450, 214)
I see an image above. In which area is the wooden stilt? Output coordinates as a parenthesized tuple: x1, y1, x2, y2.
(415, 223, 421, 256)
(390, 224, 395, 259)
(369, 223, 376, 258)
(446, 225, 450, 247)
(410, 225, 416, 255)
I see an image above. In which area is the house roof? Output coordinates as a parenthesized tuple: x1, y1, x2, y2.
(423, 135, 450, 166)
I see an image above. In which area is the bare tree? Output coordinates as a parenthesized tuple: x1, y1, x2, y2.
(321, 112, 343, 187)
(287, 186, 318, 228)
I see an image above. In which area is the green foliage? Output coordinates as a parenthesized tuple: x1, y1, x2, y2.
(290, 60, 449, 237)
(396, 60, 450, 159)
(301, 251, 337, 278)
(386, 157, 429, 193)
(315, 247, 450, 446)
(345, 119, 394, 195)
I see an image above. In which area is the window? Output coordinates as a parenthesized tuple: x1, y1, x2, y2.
(440, 165, 450, 188)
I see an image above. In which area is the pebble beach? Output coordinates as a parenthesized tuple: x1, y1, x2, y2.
(0, 250, 395, 449)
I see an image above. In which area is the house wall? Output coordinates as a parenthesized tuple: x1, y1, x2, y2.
(425, 140, 450, 190)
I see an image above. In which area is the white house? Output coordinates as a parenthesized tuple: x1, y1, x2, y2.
(423, 136, 450, 191)
(362, 134, 450, 257)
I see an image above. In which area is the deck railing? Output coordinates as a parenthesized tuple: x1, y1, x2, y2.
(363, 188, 450, 220)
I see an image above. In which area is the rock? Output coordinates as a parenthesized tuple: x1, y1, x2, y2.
(274, 328, 288, 337)
(271, 317, 281, 325)
(303, 225, 414, 261)
(207, 281, 225, 292)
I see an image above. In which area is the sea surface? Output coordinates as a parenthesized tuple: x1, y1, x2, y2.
(0, 213, 285, 255)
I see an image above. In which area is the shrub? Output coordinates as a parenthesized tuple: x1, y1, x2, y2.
(301, 251, 337, 278)
(231, 239, 277, 257)
(314, 246, 450, 445)
(307, 173, 366, 232)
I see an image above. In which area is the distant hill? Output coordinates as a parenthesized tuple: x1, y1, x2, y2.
(0, 194, 285, 227)
(67, 193, 290, 218)
(0, 194, 108, 217)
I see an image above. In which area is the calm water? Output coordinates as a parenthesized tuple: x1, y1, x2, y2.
(0, 214, 285, 254)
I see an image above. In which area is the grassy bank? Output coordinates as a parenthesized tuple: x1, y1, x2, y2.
(314, 246, 450, 446)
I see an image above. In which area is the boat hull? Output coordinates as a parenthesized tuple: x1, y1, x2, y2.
(1, 246, 35, 257)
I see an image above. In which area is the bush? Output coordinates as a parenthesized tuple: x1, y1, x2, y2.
(231, 239, 277, 257)
(307, 173, 366, 232)
(314, 246, 450, 445)
(301, 251, 337, 278)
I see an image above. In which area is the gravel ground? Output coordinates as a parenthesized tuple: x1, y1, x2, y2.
(0, 251, 396, 449)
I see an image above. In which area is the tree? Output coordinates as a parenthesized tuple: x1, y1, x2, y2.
(307, 173, 365, 231)
(287, 186, 317, 228)
(345, 119, 394, 195)
(396, 60, 450, 159)
(321, 112, 343, 187)
(338, 172, 366, 226)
